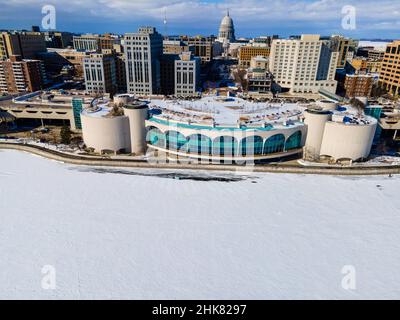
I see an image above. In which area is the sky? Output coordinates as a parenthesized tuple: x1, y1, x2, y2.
(0, 0, 399, 39)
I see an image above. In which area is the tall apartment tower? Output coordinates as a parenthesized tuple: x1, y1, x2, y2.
(344, 74, 373, 98)
(379, 40, 400, 96)
(124, 27, 163, 95)
(83, 53, 117, 95)
(269, 35, 339, 94)
(0, 55, 47, 94)
(174, 52, 200, 96)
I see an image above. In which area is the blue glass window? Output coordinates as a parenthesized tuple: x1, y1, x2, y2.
(187, 134, 212, 155)
(72, 98, 83, 129)
(165, 130, 187, 152)
(213, 136, 238, 156)
(240, 136, 264, 156)
(263, 134, 285, 154)
(146, 126, 165, 148)
(285, 131, 302, 150)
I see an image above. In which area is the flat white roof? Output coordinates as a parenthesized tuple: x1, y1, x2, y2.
(81, 98, 113, 118)
(149, 95, 304, 128)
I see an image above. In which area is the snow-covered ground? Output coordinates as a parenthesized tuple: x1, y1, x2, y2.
(1, 149, 400, 299)
(358, 41, 390, 51)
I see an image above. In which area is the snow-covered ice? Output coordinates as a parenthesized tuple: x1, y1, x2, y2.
(1, 149, 400, 299)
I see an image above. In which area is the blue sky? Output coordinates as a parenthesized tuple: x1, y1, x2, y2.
(0, 0, 399, 39)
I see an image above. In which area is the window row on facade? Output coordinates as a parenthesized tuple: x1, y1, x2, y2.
(146, 127, 302, 156)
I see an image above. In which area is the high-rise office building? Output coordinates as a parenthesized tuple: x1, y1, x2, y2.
(250, 36, 279, 47)
(0, 55, 47, 94)
(44, 31, 73, 48)
(83, 53, 117, 95)
(269, 35, 339, 94)
(0, 35, 6, 60)
(73, 35, 99, 51)
(39, 48, 89, 78)
(73, 34, 119, 52)
(351, 57, 382, 74)
(98, 34, 120, 51)
(379, 40, 400, 96)
(239, 45, 270, 68)
(368, 50, 385, 61)
(124, 27, 163, 95)
(163, 40, 194, 55)
(114, 53, 127, 93)
(179, 35, 214, 64)
(160, 54, 178, 95)
(174, 52, 200, 96)
(0, 31, 46, 59)
(330, 35, 356, 69)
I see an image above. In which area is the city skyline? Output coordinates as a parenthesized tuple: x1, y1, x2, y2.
(0, 0, 399, 39)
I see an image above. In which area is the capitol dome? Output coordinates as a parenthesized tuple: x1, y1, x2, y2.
(218, 10, 235, 43)
(221, 15, 234, 27)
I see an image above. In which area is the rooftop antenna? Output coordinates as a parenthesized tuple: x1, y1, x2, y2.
(163, 8, 168, 39)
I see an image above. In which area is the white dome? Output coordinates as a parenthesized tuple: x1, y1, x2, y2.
(218, 10, 235, 43)
(221, 15, 233, 27)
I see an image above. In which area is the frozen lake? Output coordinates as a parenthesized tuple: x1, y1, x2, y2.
(1, 149, 400, 299)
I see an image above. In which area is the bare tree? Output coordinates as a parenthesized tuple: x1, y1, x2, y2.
(349, 98, 366, 117)
(371, 83, 387, 98)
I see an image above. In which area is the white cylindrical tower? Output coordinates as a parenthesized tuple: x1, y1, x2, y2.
(320, 119, 377, 161)
(303, 109, 332, 158)
(123, 102, 149, 155)
(81, 114, 131, 153)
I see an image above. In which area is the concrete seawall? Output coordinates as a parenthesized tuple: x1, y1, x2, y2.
(1, 142, 400, 176)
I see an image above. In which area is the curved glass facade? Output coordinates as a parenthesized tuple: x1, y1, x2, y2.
(285, 131, 302, 150)
(240, 136, 264, 156)
(146, 126, 303, 158)
(213, 136, 238, 156)
(264, 134, 285, 154)
(187, 134, 212, 155)
(147, 127, 166, 148)
(165, 130, 187, 151)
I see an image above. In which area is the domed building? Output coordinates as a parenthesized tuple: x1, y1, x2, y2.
(218, 10, 235, 43)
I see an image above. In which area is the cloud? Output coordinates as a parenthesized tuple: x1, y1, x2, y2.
(0, 0, 399, 38)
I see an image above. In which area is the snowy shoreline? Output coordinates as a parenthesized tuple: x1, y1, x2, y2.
(1, 140, 400, 176)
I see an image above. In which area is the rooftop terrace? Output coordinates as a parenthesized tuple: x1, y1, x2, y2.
(149, 95, 304, 130)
